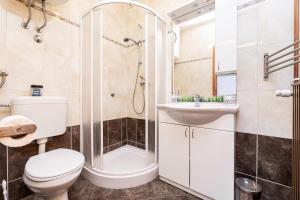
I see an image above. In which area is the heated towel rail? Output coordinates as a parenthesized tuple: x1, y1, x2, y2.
(264, 40, 300, 80)
(293, 78, 300, 200)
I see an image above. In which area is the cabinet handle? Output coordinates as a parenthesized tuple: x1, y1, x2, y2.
(185, 128, 188, 138)
(192, 129, 194, 138)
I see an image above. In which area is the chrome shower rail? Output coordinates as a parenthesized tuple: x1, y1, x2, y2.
(264, 40, 300, 80)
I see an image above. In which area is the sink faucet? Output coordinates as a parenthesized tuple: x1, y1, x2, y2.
(194, 94, 201, 107)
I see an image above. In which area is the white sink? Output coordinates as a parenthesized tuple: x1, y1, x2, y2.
(157, 102, 239, 125)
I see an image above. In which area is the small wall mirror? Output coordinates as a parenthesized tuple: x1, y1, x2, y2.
(168, 0, 216, 98)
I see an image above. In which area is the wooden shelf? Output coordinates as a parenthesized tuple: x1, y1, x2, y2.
(0, 124, 37, 138)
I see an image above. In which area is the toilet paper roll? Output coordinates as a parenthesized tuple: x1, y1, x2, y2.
(0, 115, 37, 147)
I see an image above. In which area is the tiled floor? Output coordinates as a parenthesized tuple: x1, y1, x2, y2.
(22, 176, 202, 200)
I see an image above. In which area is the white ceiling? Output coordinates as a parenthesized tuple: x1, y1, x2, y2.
(167, 0, 215, 24)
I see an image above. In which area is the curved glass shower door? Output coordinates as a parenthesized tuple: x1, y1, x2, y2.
(81, 1, 167, 187)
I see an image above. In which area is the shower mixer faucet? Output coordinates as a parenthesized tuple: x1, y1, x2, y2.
(139, 76, 146, 86)
(0, 70, 8, 89)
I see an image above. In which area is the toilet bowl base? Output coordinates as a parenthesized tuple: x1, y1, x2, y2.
(24, 168, 82, 200)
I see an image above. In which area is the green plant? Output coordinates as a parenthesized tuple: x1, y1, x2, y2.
(178, 95, 224, 103)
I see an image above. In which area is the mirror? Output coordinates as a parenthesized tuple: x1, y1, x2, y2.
(168, 0, 216, 98)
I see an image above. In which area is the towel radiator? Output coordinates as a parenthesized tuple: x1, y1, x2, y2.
(264, 40, 300, 80)
(293, 78, 300, 200)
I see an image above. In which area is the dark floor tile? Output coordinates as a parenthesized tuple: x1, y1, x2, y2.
(8, 178, 32, 200)
(258, 135, 292, 186)
(149, 179, 188, 199)
(118, 183, 151, 199)
(235, 132, 257, 177)
(257, 179, 292, 200)
(103, 121, 109, 148)
(127, 118, 137, 142)
(0, 144, 7, 182)
(22, 176, 202, 200)
(137, 119, 145, 145)
(72, 125, 80, 152)
(159, 196, 202, 200)
(122, 118, 127, 142)
(46, 127, 71, 151)
(8, 142, 38, 181)
(108, 119, 122, 146)
(69, 176, 120, 200)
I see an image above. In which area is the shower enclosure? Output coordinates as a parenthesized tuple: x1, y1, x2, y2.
(81, 0, 167, 189)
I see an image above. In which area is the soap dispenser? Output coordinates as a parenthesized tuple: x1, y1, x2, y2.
(171, 90, 181, 103)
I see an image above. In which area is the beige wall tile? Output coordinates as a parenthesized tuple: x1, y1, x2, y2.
(257, 91, 293, 139)
(237, 0, 294, 139)
(236, 91, 258, 134)
(0, 1, 81, 126)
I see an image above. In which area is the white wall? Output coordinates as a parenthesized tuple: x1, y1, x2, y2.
(0, 0, 93, 126)
(236, 0, 294, 139)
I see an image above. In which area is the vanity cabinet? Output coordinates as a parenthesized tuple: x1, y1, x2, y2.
(158, 110, 234, 200)
(190, 127, 234, 200)
(159, 123, 190, 188)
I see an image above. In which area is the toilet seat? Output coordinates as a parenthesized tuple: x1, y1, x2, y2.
(25, 148, 84, 182)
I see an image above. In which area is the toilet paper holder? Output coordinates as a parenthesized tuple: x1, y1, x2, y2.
(0, 124, 37, 138)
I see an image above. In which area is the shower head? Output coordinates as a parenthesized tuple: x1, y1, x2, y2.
(123, 37, 140, 45)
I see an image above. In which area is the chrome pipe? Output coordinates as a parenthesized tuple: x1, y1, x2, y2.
(21, 0, 34, 29)
(268, 47, 300, 64)
(268, 60, 300, 75)
(268, 54, 300, 69)
(269, 40, 300, 58)
(35, 0, 47, 33)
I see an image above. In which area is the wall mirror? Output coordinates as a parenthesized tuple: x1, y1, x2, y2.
(168, 0, 217, 98)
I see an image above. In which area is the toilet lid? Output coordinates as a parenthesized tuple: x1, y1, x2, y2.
(25, 148, 84, 181)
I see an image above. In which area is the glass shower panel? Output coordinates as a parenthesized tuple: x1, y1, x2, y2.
(145, 13, 156, 165)
(156, 19, 167, 105)
(101, 4, 131, 158)
(156, 19, 167, 163)
(81, 12, 92, 167)
(93, 8, 103, 170)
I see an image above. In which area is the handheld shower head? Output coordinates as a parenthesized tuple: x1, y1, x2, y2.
(123, 37, 139, 45)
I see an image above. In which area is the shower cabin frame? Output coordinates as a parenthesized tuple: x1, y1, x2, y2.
(80, 0, 168, 188)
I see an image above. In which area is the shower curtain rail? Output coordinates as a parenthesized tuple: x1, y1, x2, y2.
(264, 40, 300, 80)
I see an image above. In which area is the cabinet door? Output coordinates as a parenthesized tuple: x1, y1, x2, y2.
(215, 0, 237, 72)
(159, 123, 190, 188)
(190, 127, 234, 200)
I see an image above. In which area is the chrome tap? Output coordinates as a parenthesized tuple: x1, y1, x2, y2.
(194, 94, 201, 107)
(0, 70, 8, 88)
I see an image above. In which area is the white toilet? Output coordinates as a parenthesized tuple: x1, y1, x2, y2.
(11, 97, 84, 200)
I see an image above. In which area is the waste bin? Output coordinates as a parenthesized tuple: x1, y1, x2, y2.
(235, 178, 262, 200)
